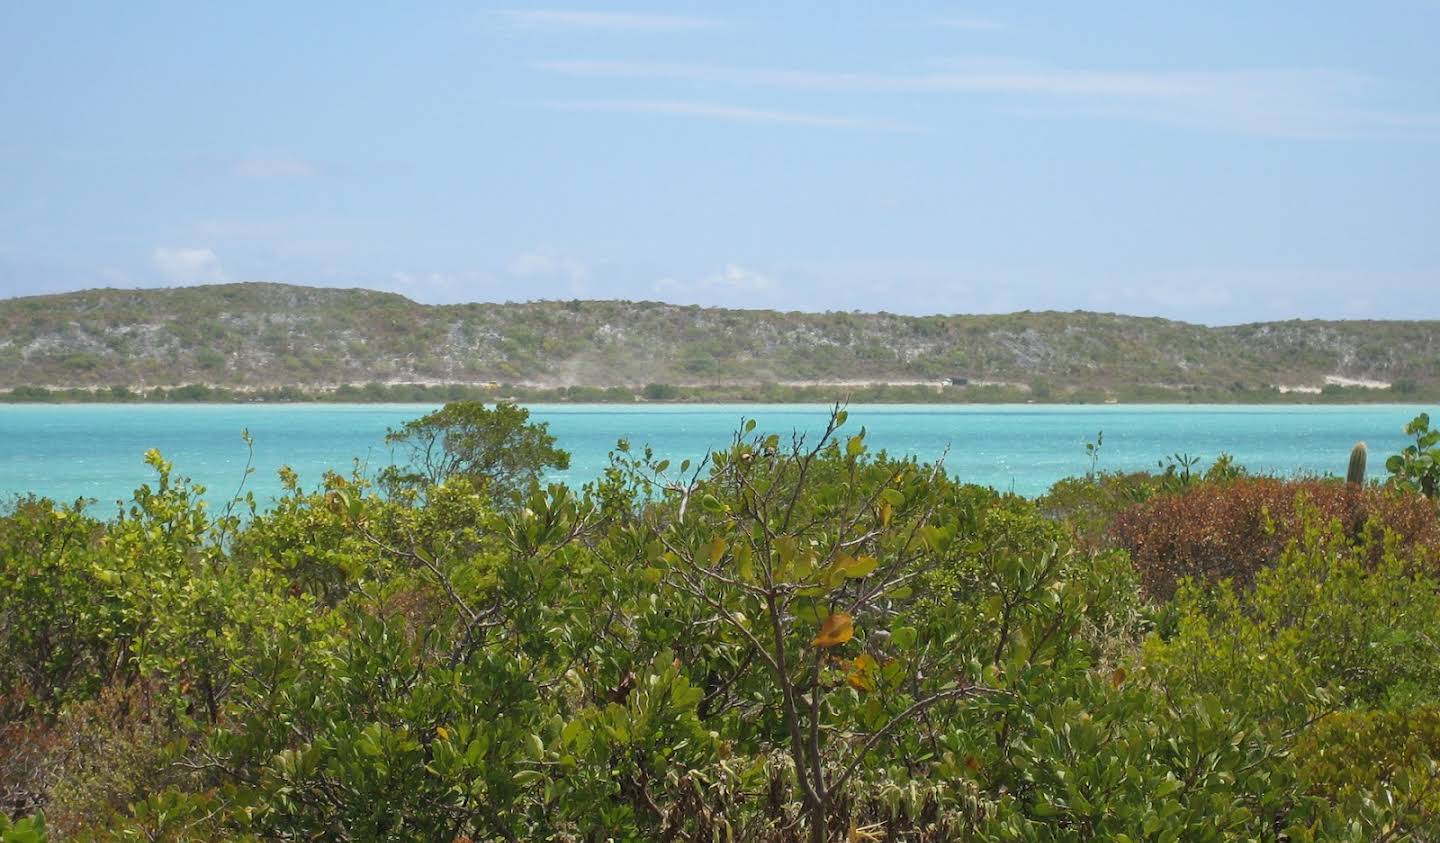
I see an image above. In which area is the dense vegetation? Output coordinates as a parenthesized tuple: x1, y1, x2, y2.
(3, 283, 1438, 402)
(3, 404, 1440, 841)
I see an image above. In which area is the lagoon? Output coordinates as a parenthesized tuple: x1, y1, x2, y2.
(0, 403, 1426, 510)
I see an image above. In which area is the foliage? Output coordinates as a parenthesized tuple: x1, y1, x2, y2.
(4, 409, 1440, 840)
(1110, 477, 1440, 599)
(1143, 506, 1440, 839)
(1037, 454, 1242, 550)
(1387, 411, 1440, 498)
(379, 400, 569, 499)
(1292, 707, 1440, 837)
(0, 813, 46, 843)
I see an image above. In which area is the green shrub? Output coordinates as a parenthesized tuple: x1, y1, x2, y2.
(1291, 707, 1440, 838)
(4, 409, 1440, 840)
(1146, 502, 1440, 718)
(1387, 411, 1440, 498)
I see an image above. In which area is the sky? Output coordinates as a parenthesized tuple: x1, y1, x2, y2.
(1, 2, 1438, 324)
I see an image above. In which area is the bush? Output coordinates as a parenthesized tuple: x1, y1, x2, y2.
(5, 409, 1440, 840)
(1038, 471, 1163, 549)
(1038, 454, 1243, 550)
(1111, 477, 1440, 600)
(1292, 706, 1440, 838)
(641, 382, 680, 400)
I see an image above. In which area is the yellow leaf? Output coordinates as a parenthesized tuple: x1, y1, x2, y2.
(878, 500, 893, 527)
(840, 554, 878, 579)
(776, 536, 797, 566)
(811, 612, 854, 648)
(435, 726, 451, 741)
(736, 544, 755, 582)
(847, 653, 877, 692)
(707, 537, 728, 565)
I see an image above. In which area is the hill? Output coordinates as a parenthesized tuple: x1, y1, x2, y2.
(1, 282, 1437, 401)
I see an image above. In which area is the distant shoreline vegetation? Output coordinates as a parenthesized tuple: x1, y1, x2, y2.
(1, 380, 1433, 405)
(4, 284, 1439, 404)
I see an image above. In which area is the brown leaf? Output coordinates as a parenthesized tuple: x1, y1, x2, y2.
(811, 612, 854, 648)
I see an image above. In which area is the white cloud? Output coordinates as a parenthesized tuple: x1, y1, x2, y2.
(490, 9, 715, 31)
(1129, 282, 1235, 314)
(151, 247, 225, 283)
(233, 155, 318, 179)
(701, 264, 775, 292)
(547, 99, 921, 132)
(507, 252, 592, 294)
(655, 264, 778, 300)
(534, 60, 1440, 138)
(391, 271, 460, 292)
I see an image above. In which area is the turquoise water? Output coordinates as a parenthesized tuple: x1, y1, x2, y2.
(0, 404, 1426, 511)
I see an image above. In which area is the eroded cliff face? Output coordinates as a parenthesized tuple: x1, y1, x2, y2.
(2, 282, 1436, 392)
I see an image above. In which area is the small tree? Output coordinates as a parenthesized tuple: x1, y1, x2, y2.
(611, 407, 1062, 841)
(381, 401, 570, 498)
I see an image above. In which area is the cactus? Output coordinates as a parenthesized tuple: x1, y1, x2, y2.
(1346, 441, 1367, 486)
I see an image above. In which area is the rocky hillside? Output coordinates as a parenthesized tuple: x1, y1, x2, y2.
(2, 283, 1437, 395)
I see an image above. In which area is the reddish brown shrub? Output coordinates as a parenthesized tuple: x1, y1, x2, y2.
(1110, 478, 1440, 600)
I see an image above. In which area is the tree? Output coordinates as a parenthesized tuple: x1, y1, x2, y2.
(610, 407, 1068, 841)
(380, 401, 570, 498)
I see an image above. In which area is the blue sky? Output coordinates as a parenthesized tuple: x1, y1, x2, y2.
(2, 2, 1437, 323)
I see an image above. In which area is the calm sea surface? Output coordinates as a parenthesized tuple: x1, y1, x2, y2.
(0, 404, 1426, 510)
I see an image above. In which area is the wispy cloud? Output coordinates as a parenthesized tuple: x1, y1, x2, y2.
(535, 59, 1342, 97)
(936, 16, 1004, 31)
(653, 264, 780, 305)
(546, 99, 921, 132)
(489, 9, 716, 31)
(534, 59, 1440, 138)
(151, 247, 225, 283)
(507, 251, 593, 295)
(232, 155, 318, 179)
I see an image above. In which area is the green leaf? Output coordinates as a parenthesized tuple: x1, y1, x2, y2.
(846, 434, 866, 458)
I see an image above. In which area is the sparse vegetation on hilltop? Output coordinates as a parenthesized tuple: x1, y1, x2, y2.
(2, 283, 1437, 402)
